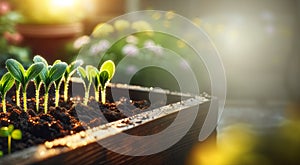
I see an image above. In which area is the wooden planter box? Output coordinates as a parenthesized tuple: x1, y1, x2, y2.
(0, 83, 215, 165)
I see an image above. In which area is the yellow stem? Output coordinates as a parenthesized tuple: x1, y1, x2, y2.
(95, 89, 99, 102)
(8, 135, 11, 154)
(23, 91, 27, 112)
(55, 89, 60, 107)
(101, 88, 106, 104)
(44, 88, 49, 114)
(2, 95, 6, 113)
(84, 90, 89, 105)
(64, 80, 69, 102)
(36, 89, 39, 112)
(16, 84, 21, 107)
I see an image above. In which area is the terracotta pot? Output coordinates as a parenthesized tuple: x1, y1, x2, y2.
(17, 23, 83, 63)
(0, 82, 216, 165)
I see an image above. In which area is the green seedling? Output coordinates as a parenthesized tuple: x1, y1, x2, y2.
(99, 60, 115, 104)
(53, 60, 64, 107)
(33, 55, 48, 111)
(0, 73, 15, 113)
(63, 60, 83, 102)
(0, 125, 22, 154)
(77, 65, 98, 105)
(90, 67, 100, 102)
(39, 62, 67, 113)
(6, 59, 44, 112)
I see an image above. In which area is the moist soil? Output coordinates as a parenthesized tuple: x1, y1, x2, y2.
(0, 95, 152, 155)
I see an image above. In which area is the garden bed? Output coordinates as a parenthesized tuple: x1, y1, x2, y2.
(0, 81, 214, 165)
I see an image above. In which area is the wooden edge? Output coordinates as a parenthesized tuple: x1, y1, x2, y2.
(0, 84, 210, 165)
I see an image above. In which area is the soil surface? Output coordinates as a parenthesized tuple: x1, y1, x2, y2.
(0, 95, 152, 155)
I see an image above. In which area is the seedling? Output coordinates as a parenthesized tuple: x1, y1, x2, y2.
(91, 67, 100, 102)
(39, 62, 67, 113)
(77, 65, 98, 105)
(53, 60, 64, 107)
(0, 125, 22, 154)
(63, 60, 83, 102)
(99, 60, 115, 104)
(33, 55, 48, 111)
(6, 59, 44, 112)
(0, 73, 15, 113)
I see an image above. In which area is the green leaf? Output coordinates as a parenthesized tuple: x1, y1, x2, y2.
(53, 60, 62, 65)
(6, 59, 25, 83)
(0, 127, 9, 137)
(53, 60, 66, 86)
(54, 75, 64, 86)
(86, 65, 98, 82)
(91, 67, 100, 88)
(39, 66, 48, 85)
(0, 72, 15, 94)
(65, 60, 83, 80)
(77, 66, 87, 80)
(25, 62, 45, 84)
(100, 60, 115, 80)
(49, 63, 67, 82)
(0, 150, 3, 157)
(11, 129, 22, 140)
(99, 70, 109, 89)
(68, 60, 83, 74)
(33, 55, 48, 66)
(34, 75, 42, 86)
(8, 125, 14, 134)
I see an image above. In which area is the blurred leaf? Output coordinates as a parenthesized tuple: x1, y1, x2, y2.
(8, 125, 14, 133)
(65, 60, 83, 79)
(11, 129, 22, 140)
(0, 127, 9, 137)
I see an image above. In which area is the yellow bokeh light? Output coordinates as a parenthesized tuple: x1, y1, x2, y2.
(51, 0, 75, 8)
(12, 0, 84, 24)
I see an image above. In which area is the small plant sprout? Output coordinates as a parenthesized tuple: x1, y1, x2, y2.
(6, 59, 44, 112)
(33, 55, 48, 111)
(91, 67, 100, 102)
(39, 62, 67, 113)
(0, 73, 15, 113)
(99, 60, 115, 104)
(53, 60, 64, 107)
(77, 65, 97, 105)
(0, 125, 22, 154)
(63, 60, 83, 102)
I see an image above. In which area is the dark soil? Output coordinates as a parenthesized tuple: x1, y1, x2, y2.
(0, 95, 152, 155)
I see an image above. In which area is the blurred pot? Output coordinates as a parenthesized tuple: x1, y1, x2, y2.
(17, 23, 83, 63)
